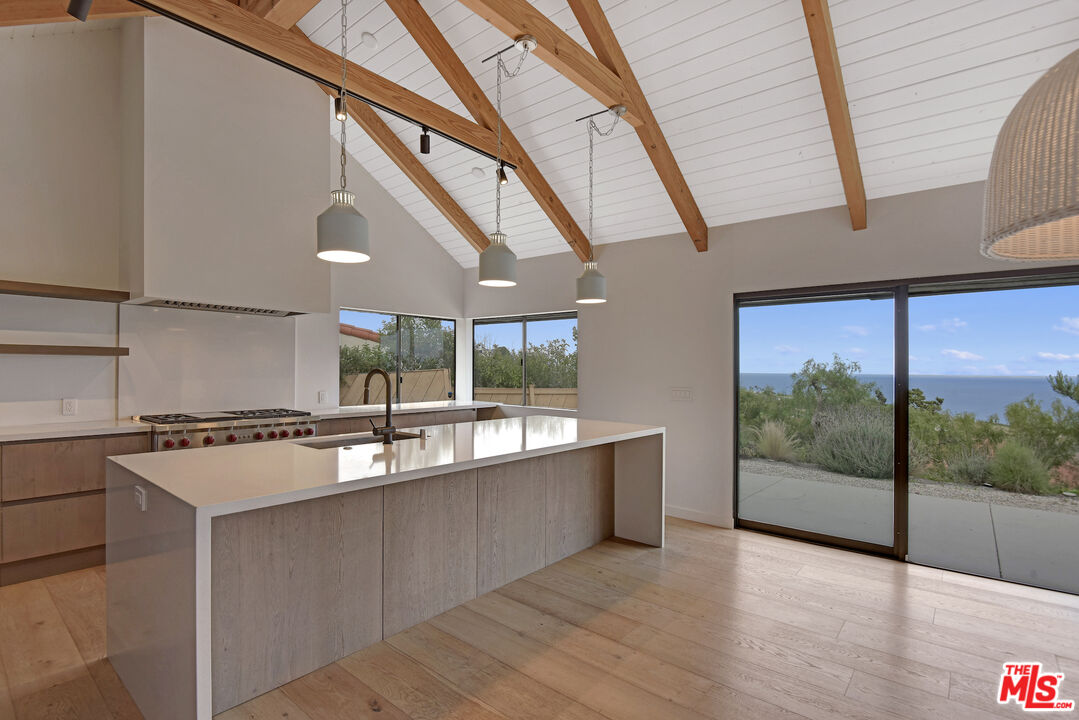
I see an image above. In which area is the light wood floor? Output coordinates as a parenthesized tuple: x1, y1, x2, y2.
(2, 517, 1077, 720)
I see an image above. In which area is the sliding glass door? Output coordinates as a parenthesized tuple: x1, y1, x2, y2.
(908, 285, 1079, 594)
(736, 271, 1079, 594)
(737, 293, 896, 551)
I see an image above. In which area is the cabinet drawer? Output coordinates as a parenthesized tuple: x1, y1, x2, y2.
(0, 433, 149, 501)
(1, 492, 106, 562)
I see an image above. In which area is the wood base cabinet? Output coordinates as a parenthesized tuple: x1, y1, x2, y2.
(0, 432, 149, 585)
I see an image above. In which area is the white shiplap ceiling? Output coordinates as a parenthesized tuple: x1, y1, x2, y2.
(295, 0, 1079, 267)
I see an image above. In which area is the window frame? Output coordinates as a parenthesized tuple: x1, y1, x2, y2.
(473, 311, 578, 407)
(339, 307, 457, 402)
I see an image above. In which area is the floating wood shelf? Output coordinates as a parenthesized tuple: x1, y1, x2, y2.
(0, 345, 129, 357)
(0, 280, 129, 303)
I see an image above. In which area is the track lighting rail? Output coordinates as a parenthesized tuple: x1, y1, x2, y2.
(124, 0, 517, 169)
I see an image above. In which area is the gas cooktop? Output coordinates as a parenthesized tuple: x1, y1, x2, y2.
(138, 409, 311, 425)
(136, 409, 317, 450)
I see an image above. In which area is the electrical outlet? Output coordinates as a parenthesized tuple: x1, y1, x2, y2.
(318, 390, 329, 405)
(134, 485, 148, 512)
(62, 398, 78, 416)
(671, 387, 693, 402)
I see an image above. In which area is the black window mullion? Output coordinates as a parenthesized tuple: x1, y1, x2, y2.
(521, 319, 528, 406)
(894, 286, 909, 560)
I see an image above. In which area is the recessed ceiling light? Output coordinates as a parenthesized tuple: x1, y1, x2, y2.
(471, 166, 485, 178)
(360, 31, 378, 49)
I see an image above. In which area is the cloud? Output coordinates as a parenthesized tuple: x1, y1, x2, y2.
(842, 325, 869, 337)
(918, 317, 967, 332)
(773, 344, 799, 354)
(941, 349, 983, 361)
(1054, 317, 1079, 335)
(848, 347, 866, 355)
(989, 364, 1012, 375)
(1037, 352, 1079, 361)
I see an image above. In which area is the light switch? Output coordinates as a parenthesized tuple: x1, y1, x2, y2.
(671, 387, 693, 402)
(62, 398, 78, 415)
(318, 390, 329, 405)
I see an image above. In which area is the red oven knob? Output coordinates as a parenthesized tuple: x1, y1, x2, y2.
(254, 431, 264, 440)
(268, 430, 278, 439)
(179, 437, 191, 447)
(304, 427, 314, 435)
(163, 438, 176, 449)
(292, 428, 303, 437)
(226, 433, 238, 443)
(203, 435, 216, 446)
(279, 431, 290, 439)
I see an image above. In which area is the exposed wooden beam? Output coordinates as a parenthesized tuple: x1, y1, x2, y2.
(802, 0, 866, 230)
(567, 0, 708, 252)
(236, 0, 319, 29)
(129, 0, 512, 164)
(0, 0, 150, 26)
(320, 86, 490, 253)
(388, 0, 592, 262)
(456, 0, 643, 129)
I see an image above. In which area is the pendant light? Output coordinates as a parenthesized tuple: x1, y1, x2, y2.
(982, 48, 1079, 260)
(576, 107, 622, 304)
(478, 40, 533, 287)
(317, 0, 370, 264)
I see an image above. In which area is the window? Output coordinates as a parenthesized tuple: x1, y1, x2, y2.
(474, 312, 577, 408)
(339, 309, 455, 404)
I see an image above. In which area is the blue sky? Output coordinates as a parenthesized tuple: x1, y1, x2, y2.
(740, 285, 1079, 377)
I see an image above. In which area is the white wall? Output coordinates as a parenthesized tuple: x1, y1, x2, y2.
(0, 26, 123, 290)
(464, 182, 1069, 527)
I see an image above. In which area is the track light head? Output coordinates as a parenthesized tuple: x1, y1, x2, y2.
(334, 95, 347, 122)
(67, 0, 93, 21)
(497, 164, 509, 185)
(420, 127, 431, 154)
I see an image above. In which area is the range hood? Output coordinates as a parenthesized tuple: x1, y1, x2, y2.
(119, 19, 331, 317)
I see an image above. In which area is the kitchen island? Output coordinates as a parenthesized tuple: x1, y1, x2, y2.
(105, 415, 664, 720)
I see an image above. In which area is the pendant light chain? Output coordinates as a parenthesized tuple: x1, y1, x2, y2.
(586, 114, 620, 261)
(338, 0, 348, 190)
(493, 48, 530, 234)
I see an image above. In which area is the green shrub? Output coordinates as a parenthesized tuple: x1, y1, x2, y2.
(749, 420, 799, 462)
(947, 448, 992, 485)
(1004, 396, 1079, 469)
(811, 406, 893, 479)
(989, 441, 1051, 494)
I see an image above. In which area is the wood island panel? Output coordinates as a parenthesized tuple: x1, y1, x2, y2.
(210, 487, 384, 714)
(545, 445, 615, 564)
(383, 469, 478, 637)
(477, 457, 547, 595)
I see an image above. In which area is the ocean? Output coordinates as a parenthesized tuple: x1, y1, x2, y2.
(739, 373, 1070, 421)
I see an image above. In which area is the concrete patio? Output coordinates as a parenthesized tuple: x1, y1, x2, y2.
(739, 472, 1079, 595)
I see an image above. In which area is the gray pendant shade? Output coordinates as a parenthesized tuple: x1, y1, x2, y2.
(478, 231, 517, 287)
(317, 189, 370, 263)
(576, 261, 606, 303)
(982, 48, 1079, 260)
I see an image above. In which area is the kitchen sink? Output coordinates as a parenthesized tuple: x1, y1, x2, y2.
(298, 431, 422, 450)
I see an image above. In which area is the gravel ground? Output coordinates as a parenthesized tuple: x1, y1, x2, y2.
(740, 457, 1079, 515)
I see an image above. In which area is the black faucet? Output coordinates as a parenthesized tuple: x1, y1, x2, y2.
(362, 368, 396, 444)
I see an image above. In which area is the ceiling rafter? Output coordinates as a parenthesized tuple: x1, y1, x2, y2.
(456, 0, 642, 128)
(386, 0, 592, 262)
(0, 0, 150, 26)
(458, 0, 708, 252)
(566, 0, 708, 252)
(235, 0, 321, 30)
(802, 0, 866, 230)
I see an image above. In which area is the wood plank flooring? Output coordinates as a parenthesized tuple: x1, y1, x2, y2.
(1, 517, 1076, 720)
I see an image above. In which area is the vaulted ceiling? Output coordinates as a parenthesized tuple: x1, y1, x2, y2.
(290, 0, 1079, 268)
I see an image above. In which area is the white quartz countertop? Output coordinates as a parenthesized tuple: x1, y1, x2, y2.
(0, 402, 499, 443)
(0, 419, 150, 443)
(110, 416, 663, 515)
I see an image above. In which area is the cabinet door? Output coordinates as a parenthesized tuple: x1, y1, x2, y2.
(545, 446, 615, 563)
(1, 493, 106, 562)
(1, 433, 148, 501)
(477, 457, 546, 594)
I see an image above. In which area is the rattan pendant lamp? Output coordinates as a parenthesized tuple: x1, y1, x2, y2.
(982, 48, 1079, 260)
